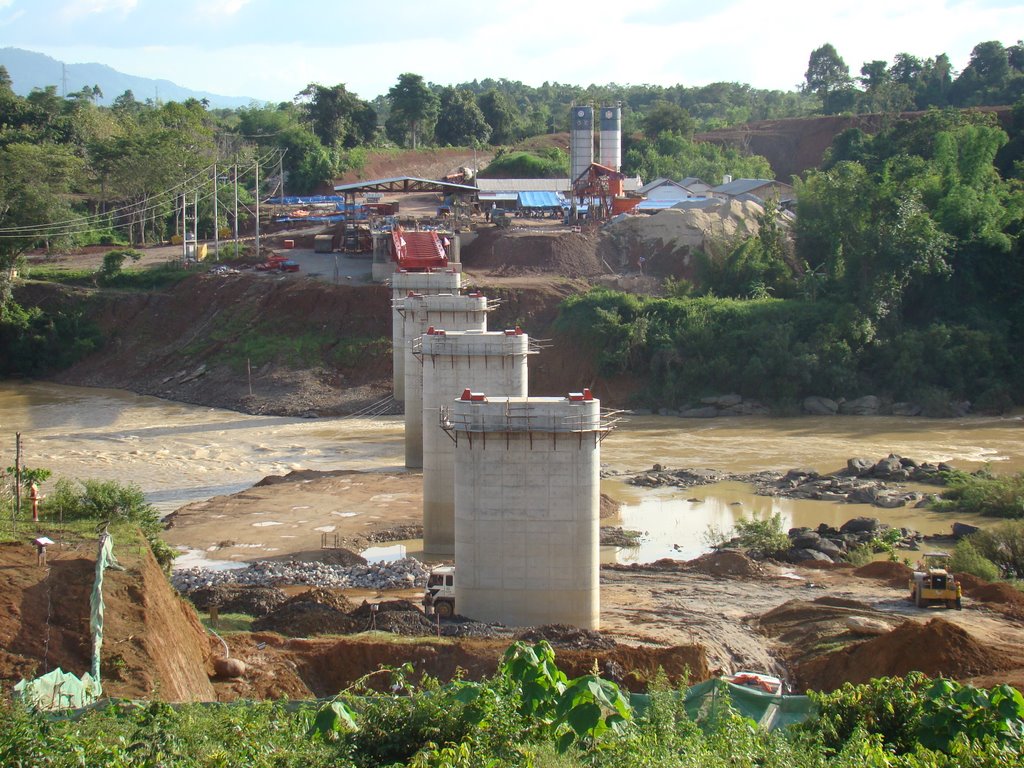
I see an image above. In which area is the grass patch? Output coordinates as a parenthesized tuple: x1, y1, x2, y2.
(812, 638, 857, 655)
(184, 323, 389, 372)
(26, 263, 192, 290)
(201, 613, 255, 633)
(0, 516, 151, 563)
(934, 469, 1024, 518)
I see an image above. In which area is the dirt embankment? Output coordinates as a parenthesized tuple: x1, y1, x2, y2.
(23, 258, 633, 413)
(696, 107, 1013, 181)
(0, 540, 214, 701)
(22, 275, 395, 416)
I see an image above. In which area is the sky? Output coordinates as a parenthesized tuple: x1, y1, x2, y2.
(2, 0, 1023, 103)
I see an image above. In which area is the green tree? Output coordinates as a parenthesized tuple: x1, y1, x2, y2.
(100, 248, 142, 281)
(477, 89, 520, 144)
(237, 103, 334, 193)
(111, 89, 144, 118)
(434, 87, 490, 146)
(387, 73, 439, 149)
(641, 100, 694, 139)
(296, 82, 376, 148)
(0, 142, 81, 308)
(951, 41, 1012, 106)
(804, 43, 853, 113)
(859, 60, 890, 92)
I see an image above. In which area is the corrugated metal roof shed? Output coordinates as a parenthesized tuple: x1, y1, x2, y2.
(711, 178, 776, 196)
(478, 192, 519, 202)
(476, 178, 570, 192)
(476, 177, 643, 193)
(638, 177, 689, 195)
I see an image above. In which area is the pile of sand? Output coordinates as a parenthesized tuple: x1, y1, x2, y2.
(684, 549, 764, 578)
(796, 618, 1000, 692)
(608, 199, 764, 252)
(462, 230, 607, 277)
(854, 561, 913, 589)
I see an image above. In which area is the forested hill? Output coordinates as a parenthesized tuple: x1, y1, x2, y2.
(0, 47, 255, 109)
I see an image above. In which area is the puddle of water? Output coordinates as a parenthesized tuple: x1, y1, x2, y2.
(604, 478, 994, 564)
(173, 547, 248, 571)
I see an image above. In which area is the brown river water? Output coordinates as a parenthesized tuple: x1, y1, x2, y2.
(3, 382, 1022, 563)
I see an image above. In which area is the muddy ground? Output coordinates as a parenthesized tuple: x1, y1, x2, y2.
(155, 467, 1024, 698)
(7, 522, 1024, 703)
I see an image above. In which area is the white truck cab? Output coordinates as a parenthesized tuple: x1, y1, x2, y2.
(423, 565, 455, 617)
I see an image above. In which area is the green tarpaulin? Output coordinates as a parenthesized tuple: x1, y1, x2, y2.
(630, 679, 814, 730)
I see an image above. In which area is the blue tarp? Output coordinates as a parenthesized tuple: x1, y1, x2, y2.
(274, 214, 350, 224)
(264, 195, 348, 205)
(518, 191, 565, 209)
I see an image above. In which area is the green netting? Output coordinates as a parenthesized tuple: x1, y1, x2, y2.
(13, 668, 101, 710)
(90, 531, 121, 685)
(15, 531, 121, 711)
(630, 679, 814, 730)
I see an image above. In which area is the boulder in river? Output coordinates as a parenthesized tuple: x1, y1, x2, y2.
(839, 395, 881, 416)
(803, 396, 839, 416)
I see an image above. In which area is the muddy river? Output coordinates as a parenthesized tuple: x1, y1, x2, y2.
(3, 382, 1022, 562)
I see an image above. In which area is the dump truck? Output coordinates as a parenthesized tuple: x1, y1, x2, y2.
(423, 565, 455, 617)
(909, 552, 962, 609)
(491, 208, 511, 228)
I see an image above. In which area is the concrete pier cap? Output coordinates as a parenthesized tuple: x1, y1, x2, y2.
(446, 391, 614, 630)
(389, 269, 461, 402)
(400, 293, 493, 468)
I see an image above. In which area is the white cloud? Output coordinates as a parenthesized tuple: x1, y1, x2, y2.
(194, 0, 251, 18)
(58, 0, 137, 22)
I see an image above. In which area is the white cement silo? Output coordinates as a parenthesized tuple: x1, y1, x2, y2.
(419, 330, 531, 554)
(401, 294, 492, 469)
(390, 270, 461, 402)
(445, 391, 610, 629)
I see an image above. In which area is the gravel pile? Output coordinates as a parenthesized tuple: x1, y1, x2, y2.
(252, 602, 360, 636)
(172, 557, 430, 593)
(519, 624, 617, 650)
(186, 585, 287, 617)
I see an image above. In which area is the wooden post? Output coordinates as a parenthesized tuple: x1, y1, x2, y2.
(14, 432, 21, 522)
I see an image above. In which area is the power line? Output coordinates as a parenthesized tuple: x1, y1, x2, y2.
(0, 148, 283, 240)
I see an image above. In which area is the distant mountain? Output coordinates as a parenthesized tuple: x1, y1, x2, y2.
(0, 47, 261, 109)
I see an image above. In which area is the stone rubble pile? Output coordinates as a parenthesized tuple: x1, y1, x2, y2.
(628, 455, 953, 509)
(172, 557, 430, 593)
(784, 517, 919, 564)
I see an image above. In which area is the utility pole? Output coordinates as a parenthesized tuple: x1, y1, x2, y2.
(193, 190, 198, 258)
(181, 189, 187, 264)
(212, 162, 219, 260)
(255, 159, 261, 261)
(278, 152, 285, 201)
(233, 164, 239, 245)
